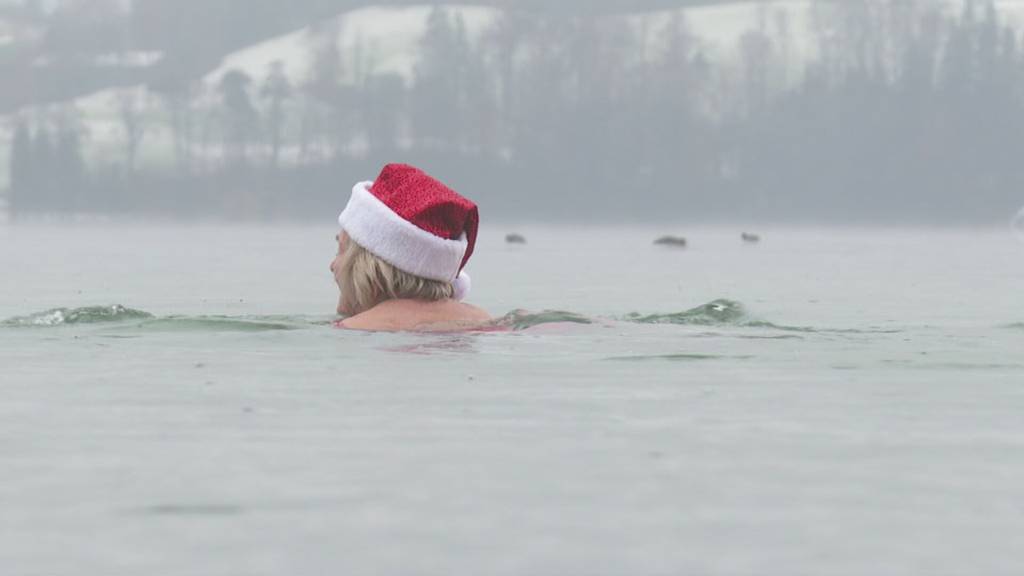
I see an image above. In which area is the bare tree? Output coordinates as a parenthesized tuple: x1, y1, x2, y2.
(300, 22, 345, 162)
(219, 69, 257, 165)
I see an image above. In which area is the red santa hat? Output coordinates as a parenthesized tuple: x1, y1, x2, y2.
(338, 164, 479, 300)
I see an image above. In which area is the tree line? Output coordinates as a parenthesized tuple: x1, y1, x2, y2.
(6, 0, 1024, 223)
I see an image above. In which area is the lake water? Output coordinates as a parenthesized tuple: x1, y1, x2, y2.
(2, 223, 1023, 575)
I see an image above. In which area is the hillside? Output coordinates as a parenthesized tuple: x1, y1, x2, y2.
(1, 2, 777, 188)
(3, 0, 1024, 224)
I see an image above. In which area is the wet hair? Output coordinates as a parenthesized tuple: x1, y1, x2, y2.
(338, 234, 455, 315)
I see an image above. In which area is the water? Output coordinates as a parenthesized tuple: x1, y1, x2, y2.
(2, 224, 1023, 575)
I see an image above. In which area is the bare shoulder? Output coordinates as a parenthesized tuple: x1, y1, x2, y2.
(337, 313, 386, 331)
(450, 302, 492, 321)
(339, 300, 492, 332)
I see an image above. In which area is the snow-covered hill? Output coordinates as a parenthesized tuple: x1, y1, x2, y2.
(204, 5, 500, 89)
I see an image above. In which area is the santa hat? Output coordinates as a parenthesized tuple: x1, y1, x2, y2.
(338, 164, 478, 301)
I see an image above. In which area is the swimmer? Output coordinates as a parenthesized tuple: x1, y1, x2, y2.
(330, 164, 492, 332)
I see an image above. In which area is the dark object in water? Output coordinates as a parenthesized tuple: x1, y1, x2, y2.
(654, 236, 688, 248)
(506, 233, 527, 244)
(741, 233, 761, 243)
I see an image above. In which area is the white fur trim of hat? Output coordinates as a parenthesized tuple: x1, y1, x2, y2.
(339, 181, 470, 285)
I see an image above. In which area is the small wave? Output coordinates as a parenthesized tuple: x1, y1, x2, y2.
(626, 299, 801, 331)
(3, 301, 898, 336)
(2, 306, 320, 332)
(496, 310, 593, 330)
(623, 299, 900, 335)
(3, 305, 153, 326)
(1005, 323, 1024, 331)
(490, 300, 775, 332)
(494, 300, 858, 334)
(625, 299, 776, 328)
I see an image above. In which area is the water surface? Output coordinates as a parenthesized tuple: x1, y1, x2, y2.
(2, 224, 1022, 575)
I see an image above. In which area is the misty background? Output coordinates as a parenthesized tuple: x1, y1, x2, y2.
(1, 0, 1023, 225)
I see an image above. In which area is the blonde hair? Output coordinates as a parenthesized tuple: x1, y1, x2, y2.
(338, 235, 455, 315)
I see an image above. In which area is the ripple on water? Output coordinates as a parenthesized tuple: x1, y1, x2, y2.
(606, 353, 755, 362)
(134, 317, 300, 333)
(1, 300, 901, 336)
(136, 504, 246, 517)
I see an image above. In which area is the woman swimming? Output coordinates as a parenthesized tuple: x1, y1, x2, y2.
(330, 164, 492, 332)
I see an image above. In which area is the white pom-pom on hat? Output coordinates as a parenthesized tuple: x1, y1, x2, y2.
(452, 271, 472, 301)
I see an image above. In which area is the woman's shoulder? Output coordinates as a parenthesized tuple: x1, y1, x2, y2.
(447, 302, 492, 322)
(338, 300, 492, 332)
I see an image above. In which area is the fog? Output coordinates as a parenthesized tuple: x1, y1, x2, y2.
(1, 0, 1023, 224)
